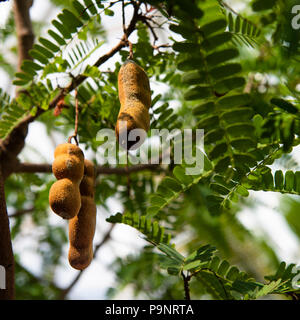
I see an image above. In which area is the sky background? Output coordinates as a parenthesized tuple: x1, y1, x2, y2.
(0, 0, 300, 299)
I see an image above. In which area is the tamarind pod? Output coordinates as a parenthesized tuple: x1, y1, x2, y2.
(52, 154, 84, 182)
(118, 60, 151, 108)
(68, 245, 93, 271)
(116, 60, 151, 150)
(68, 160, 96, 270)
(54, 143, 85, 160)
(49, 143, 84, 219)
(79, 159, 95, 197)
(52, 143, 84, 181)
(68, 197, 96, 270)
(49, 179, 82, 220)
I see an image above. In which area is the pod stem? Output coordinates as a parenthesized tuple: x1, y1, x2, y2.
(68, 88, 79, 146)
(122, 0, 134, 60)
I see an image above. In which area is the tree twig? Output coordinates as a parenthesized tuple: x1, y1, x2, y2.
(181, 271, 191, 300)
(8, 207, 34, 219)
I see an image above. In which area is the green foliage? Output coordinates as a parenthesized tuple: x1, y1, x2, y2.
(13, 0, 106, 86)
(223, 7, 261, 48)
(106, 212, 172, 245)
(0, 90, 30, 139)
(244, 167, 300, 195)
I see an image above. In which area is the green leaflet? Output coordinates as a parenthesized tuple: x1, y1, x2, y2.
(32, 44, 54, 59)
(245, 169, 300, 196)
(182, 70, 206, 85)
(210, 63, 242, 80)
(52, 19, 72, 39)
(271, 98, 298, 114)
(202, 32, 232, 51)
(172, 42, 199, 53)
(72, 0, 90, 20)
(275, 170, 284, 189)
(193, 102, 215, 116)
(48, 30, 66, 46)
(214, 77, 246, 94)
(106, 212, 172, 245)
(39, 38, 60, 53)
(206, 48, 239, 66)
(252, 0, 275, 11)
(184, 86, 212, 101)
(59, 9, 83, 31)
(217, 93, 251, 108)
(83, 0, 97, 15)
(177, 57, 204, 71)
(200, 19, 227, 37)
(29, 49, 49, 65)
(220, 108, 253, 123)
(169, 23, 196, 40)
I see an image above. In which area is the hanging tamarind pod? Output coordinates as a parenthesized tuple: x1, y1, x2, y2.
(68, 159, 97, 270)
(49, 143, 84, 220)
(116, 60, 151, 150)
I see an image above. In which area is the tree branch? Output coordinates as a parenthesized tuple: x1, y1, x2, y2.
(181, 271, 191, 300)
(8, 207, 34, 219)
(13, 0, 34, 73)
(13, 162, 161, 176)
(0, 164, 15, 299)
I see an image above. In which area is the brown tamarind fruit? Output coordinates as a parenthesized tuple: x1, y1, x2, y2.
(116, 60, 151, 150)
(49, 143, 84, 220)
(68, 159, 97, 270)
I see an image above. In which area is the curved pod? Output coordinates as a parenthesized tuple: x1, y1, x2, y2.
(68, 160, 97, 270)
(116, 60, 151, 150)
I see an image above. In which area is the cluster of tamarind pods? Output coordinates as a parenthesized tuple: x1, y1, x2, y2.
(49, 143, 96, 270)
(49, 60, 151, 270)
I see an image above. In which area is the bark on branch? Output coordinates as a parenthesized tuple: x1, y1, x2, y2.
(14, 162, 161, 176)
(13, 0, 34, 73)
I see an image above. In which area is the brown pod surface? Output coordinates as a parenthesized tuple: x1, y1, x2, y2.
(116, 60, 151, 150)
(49, 143, 84, 219)
(68, 160, 97, 270)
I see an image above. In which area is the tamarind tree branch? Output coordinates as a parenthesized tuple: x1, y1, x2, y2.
(13, 162, 162, 176)
(13, 0, 34, 73)
(0, 165, 15, 300)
